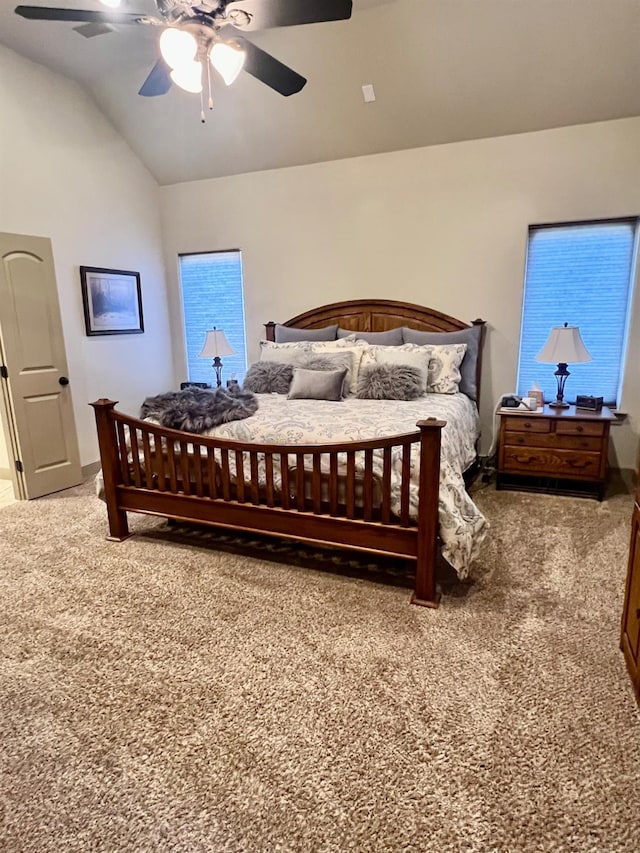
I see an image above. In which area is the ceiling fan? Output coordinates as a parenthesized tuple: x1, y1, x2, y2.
(14, 1, 353, 104)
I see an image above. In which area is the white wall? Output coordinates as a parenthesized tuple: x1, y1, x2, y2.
(160, 117, 640, 471)
(0, 46, 174, 466)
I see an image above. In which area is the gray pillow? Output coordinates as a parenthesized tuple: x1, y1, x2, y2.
(401, 325, 483, 400)
(337, 327, 403, 345)
(356, 364, 425, 400)
(274, 323, 338, 342)
(288, 367, 347, 401)
(243, 362, 294, 394)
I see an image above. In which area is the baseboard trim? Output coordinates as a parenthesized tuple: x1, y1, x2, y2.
(82, 461, 101, 479)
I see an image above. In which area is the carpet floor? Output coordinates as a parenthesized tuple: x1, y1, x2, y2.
(0, 479, 639, 852)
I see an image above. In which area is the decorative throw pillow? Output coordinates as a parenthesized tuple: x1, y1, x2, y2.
(258, 340, 312, 365)
(336, 327, 404, 345)
(368, 343, 432, 390)
(300, 352, 356, 393)
(287, 367, 347, 401)
(243, 362, 294, 394)
(427, 343, 467, 394)
(356, 364, 426, 400)
(308, 339, 371, 395)
(274, 323, 338, 342)
(402, 325, 483, 400)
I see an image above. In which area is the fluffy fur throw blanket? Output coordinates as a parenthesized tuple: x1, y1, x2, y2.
(140, 385, 259, 433)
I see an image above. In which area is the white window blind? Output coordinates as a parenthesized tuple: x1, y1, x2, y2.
(179, 251, 247, 385)
(517, 219, 637, 405)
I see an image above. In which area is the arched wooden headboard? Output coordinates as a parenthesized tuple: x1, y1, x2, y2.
(264, 298, 487, 404)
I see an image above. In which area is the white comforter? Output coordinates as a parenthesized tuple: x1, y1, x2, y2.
(199, 393, 488, 578)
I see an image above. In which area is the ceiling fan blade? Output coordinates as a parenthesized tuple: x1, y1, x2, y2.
(226, 0, 352, 31)
(236, 37, 306, 96)
(14, 6, 145, 24)
(139, 59, 172, 98)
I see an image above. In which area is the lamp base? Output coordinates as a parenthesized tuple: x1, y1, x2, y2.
(548, 399, 570, 409)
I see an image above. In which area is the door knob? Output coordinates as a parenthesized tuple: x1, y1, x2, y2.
(59, 376, 69, 386)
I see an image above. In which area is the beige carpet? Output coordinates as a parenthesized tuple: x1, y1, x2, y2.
(0, 479, 639, 853)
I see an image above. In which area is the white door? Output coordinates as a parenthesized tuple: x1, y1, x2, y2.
(0, 233, 82, 499)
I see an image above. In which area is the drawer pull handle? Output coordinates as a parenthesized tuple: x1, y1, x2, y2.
(637, 609, 640, 620)
(576, 425, 584, 433)
(524, 423, 531, 429)
(568, 459, 590, 469)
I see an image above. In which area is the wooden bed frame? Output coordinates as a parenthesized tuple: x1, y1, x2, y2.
(92, 299, 486, 608)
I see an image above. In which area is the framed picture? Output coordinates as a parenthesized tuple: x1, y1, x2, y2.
(80, 266, 144, 336)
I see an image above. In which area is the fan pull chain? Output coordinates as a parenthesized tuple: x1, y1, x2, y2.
(207, 59, 214, 111)
(200, 89, 205, 124)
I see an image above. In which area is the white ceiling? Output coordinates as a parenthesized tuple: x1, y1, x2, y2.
(2, 0, 640, 185)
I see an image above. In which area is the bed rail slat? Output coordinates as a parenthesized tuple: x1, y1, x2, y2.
(166, 439, 178, 492)
(129, 427, 142, 488)
(346, 451, 356, 519)
(363, 448, 374, 522)
(221, 449, 231, 500)
(141, 430, 153, 490)
(179, 441, 191, 495)
(250, 452, 260, 504)
(400, 443, 411, 526)
(207, 447, 218, 499)
(116, 421, 130, 486)
(265, 453, 275, 507)
(234, 450, 245, 502)
(296, 453, 305, 511)
(281, 454, 290, 509)
(312, 454, 322, 514)
(329, 453, 339, 516)
(381, 446, 392, 523)
(192, 442, 204, 497)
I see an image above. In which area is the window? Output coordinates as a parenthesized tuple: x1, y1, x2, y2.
(179, 251, 247, 386)
(517, 218, 638, 406)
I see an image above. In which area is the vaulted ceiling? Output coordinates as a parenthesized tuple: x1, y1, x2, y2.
(2, 0, 640, 185)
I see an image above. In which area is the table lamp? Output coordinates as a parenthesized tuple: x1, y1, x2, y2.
(535, 322, 592, 408)
(198, 327, 235, 387)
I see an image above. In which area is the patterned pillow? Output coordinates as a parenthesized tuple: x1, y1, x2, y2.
(243, 362, 294, 394)
(356, 364, 425, 400)
(308, 338, 371, 395)
(259, 340, 311, 365)
(402, 325, 483, 400)
(336, 327, 403, 345)
(427, 343, 467, 394)
(368, 343, 432, 390)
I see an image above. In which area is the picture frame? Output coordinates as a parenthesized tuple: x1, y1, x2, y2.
(80, 266, 144, 336)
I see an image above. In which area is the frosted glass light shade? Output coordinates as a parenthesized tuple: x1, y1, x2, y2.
(160, 28, 198, 70)
(210, 42, 246, 85)
(100, 0, 122, 7)
(535, 324, 592, 364)
(170, 61, 203, 94)
(199, 328, 235, 358)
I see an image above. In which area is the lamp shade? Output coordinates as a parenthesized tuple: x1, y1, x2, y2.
(535, 324, 592, 364)
(210, 42, 246, 86)
(199, 328, 235, 358)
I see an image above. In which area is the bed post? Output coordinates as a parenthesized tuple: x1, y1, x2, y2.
(90, 399, 130, 542)
(412, 418, 445, 608)
(264, 321, 276, 342)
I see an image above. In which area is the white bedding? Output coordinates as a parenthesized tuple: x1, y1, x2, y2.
(198, 392, 488, 578)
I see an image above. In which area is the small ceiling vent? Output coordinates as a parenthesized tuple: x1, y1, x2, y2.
(73, 22, 115, 38)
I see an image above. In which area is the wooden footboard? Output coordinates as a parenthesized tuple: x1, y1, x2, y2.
(91, 399, 445, 607)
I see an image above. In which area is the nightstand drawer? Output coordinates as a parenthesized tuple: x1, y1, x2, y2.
(501, 446, 602, 479)
(503, 432, 602, 452)
(556, 420, 605, 437)
(501, 416, 550, 434)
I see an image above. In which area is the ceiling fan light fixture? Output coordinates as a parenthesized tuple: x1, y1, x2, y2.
(99, 0, 122, 7)
(170, 60, 203, 94)
(210, 42, 246, 86)
(160, 27, 198, 71)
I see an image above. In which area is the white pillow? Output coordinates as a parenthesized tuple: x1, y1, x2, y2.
(427, 343, 467, 394)
(308, 338, 370, 395)
(259, 340, 311, 365)
(369, 343, 432, 390)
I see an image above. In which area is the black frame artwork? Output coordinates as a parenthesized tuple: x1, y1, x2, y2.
(80, 266, 144, 336)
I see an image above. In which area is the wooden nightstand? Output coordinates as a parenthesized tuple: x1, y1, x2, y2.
(496, 404, 615, 500)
